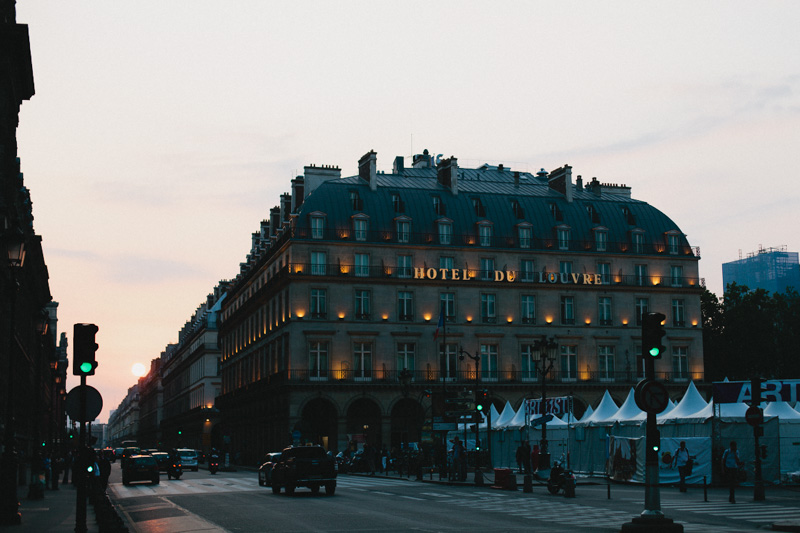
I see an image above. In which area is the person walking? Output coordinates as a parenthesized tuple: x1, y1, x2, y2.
(515, 443, 524, 473)
(721, 440, 743, 503)
(521, 440, 532, 475)
(452, 436, 466, 481)
(672, 441, 691, 492)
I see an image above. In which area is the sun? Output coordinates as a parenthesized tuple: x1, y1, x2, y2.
(131, 363, 147, 377)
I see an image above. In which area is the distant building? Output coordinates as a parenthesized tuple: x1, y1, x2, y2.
(722, 246, 800, 294)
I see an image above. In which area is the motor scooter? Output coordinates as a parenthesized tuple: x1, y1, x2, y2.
(209, 457, 219, 475)
(547, 462, 576, 497)
(167, 460, 183, 480)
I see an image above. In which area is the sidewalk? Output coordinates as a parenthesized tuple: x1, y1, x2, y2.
(0, 482, 101, 533)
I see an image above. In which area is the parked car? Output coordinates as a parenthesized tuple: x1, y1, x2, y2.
(122, 455, 160, 485)
(150, 452, 171, 472)
(258, 452, 282, 486)
(176, 448, 199, 471)
(271, 446, 336, 495)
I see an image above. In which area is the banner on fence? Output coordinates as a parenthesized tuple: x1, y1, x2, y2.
(524, 396, 571, 418)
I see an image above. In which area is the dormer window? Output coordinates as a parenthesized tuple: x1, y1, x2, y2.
(593, 227, 608, 252)
(472, 198, 486, 217)
(350, 191, 363, 211)
(666, 232, 681, 255)
(310, 214, 325, 239)
(511, 200, 524, 219)
(438, 220, 452, 245)
(392, 193, 404, 212)
(586, 204, 600, 223)
(478, 222, 493, 247)
(556, 226, 571, 250)
(550, 203, 563, 221)
(518, 225, 532, 249)
(353, 215, 368, 241)
(631, 230, 645, 254)
(432, 196, 446, 216)
(395, 218, 411, 243)
(622, 206, 636, 225)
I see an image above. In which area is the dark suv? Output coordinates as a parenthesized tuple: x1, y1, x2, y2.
(271, 446, 336, 495)
(122, 455, 160, 485)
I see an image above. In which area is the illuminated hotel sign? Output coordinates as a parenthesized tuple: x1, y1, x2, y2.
(413, 267, 604, 285)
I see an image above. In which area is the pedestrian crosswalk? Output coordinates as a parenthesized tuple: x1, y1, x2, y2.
(660, 499, 800, 525)
(109, 473, 411, 499)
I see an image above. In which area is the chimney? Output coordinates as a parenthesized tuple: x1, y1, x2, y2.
(269, 206, 281, 236)
(514, 171, 520, 188)
(412, 149, 433, 168)
(576, 175, 583, 190)
(291, 175, 304, 212)
(437, 156, 459, 196)
(280, 193, 291, 222)
(548, 165, 574, 203)
(304, 164, 341, 198)
(358, 150, 378, 191)
(393, 155, 405, 174)
(587, 177, 602, 196)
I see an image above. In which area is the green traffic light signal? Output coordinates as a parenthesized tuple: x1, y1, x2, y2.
(476, 403, 484, 411)
(641, 312, 666, 359)
(79, 361, 94, 373)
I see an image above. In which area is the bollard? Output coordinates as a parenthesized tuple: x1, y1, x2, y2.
(474, 468, 484, 487)
(703, 475, 707, 502)
(416, 465, 423, 481)
(607, 482, 611, 499)
(523, 474, 533, 493)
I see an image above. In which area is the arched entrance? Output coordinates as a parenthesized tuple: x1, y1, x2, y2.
(390, 398, 424, 450)
(346, 398, 381, 449)
(297, 398, 338, 450)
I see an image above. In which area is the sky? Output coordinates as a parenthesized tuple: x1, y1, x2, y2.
(15, 1, 800, 424)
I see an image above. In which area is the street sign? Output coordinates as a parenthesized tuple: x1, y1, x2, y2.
(635, 379, 669, 414)
(530, 414, 553, 427)
(446, 410, 476, 417)
(745, 405, 764, 427)
(65, 385, 103, 422)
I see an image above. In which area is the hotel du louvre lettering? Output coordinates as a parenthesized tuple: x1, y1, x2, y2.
(413, 267, 604, 285)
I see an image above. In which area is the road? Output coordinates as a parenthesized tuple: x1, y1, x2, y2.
(106, 464, 800, 532)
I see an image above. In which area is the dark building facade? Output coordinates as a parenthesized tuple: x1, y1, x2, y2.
(1, 3, 63, 520)
(215, 150, 704, 465)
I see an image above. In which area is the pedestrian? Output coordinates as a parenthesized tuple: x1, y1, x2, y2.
(364, 442, 376, 475)
(721, 440, 743, 503)
(63, 450, 73, 484)
(515, 443, 524, 473)
(521, 440, 532, 475)
(531, 444, 540, 473)
(452, 436, 466, 481)
(98, 454, 111, 490)
(672, 441, 691, 492)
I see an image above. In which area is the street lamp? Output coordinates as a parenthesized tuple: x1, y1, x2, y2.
(1, 231, 25, 524)
(532, 335, 558, 470)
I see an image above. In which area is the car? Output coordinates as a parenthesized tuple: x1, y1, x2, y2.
(122, 455, 160, 485)
(150, 452, 171, 472)
(271, 446, 336, 496)
(176, 448, 199, 471)
(120, 447, 141, 467)
(258, 452, 282, 487)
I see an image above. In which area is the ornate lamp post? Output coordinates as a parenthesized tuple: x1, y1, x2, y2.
(1, 232, 26, 524)
(532, 335, 558, 470)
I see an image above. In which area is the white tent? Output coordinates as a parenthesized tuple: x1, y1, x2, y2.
(606, 388, 646, 423)
(492, 401, 517, 429)
(579, 405, 594, 421)
(578, 391, 619, 425)
(505, 403, 530, 429)
(658, 381, 708, 422)
(764, 401, 800, 474)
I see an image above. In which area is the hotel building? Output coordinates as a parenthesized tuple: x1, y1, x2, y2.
(215, 150, 703, 462)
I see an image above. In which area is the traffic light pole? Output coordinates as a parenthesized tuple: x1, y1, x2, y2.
(751, 377, 765, 501)
(75, 376, 87, 533)
(642, 357, 662, 519)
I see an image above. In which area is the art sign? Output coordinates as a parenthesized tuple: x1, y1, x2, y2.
(712, 380, 800, 404)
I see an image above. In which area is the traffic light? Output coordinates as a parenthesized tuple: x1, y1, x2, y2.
(423, 389, 432, 399)
(475, 438, 481, 451)
(73, 323, 99, 376)
(641, 312, 666, 359)
(751, 377, 765, 406)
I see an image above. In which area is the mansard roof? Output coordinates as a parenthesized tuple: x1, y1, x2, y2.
(295, 164, 692, 254)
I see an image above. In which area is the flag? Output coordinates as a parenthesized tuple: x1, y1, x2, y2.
(434, 303, 444, 340)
